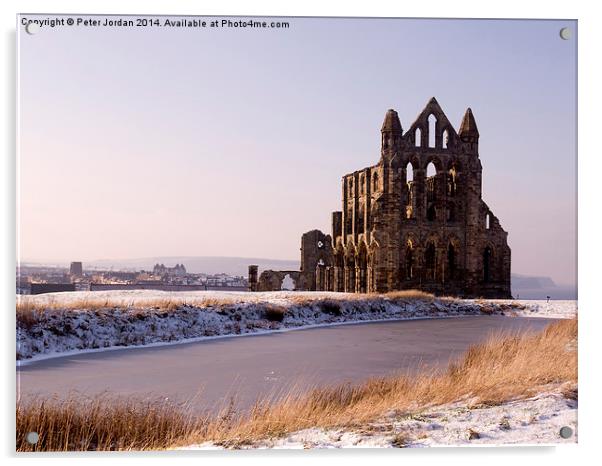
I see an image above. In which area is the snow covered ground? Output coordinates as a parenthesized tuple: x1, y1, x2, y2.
(183, 387, 577, 449)
(16, 290, 577, 363)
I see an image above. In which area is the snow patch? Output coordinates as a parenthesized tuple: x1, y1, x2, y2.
(16, 291, 576, 363)
(182, 389, 577, 449)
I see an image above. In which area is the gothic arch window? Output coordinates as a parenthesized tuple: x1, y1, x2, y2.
(483, 246, 492, 282)
(348, 179, 354, 198)
(405, 162, 415, 219)
(415, 128, 422, 148)
(426, 161, 437, 219)
(372, 172, 379, 192)
(447, 165, 458, 197)
(425, 241, 436, 280)
(428, 114, 437, 148)
(406, 162, 414, 183)
(442, 129, 449, 149)
(360, 174, 365, 195)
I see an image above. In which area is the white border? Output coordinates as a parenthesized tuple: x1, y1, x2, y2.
(3, 1, 600, 465)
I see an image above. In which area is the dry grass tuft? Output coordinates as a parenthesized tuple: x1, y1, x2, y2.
(15, 295, 245, 328)
(383, 290, 436, 301)
(17, 395, 203, 451)
(16, 319, 577, 451)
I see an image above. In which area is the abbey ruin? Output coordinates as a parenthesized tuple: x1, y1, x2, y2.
(250, 98, 511, 298)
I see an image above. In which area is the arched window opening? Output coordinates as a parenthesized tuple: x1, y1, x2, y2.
(415, 128, 422, 147)
(405, 241, 414, 280)
(447, 244, 457, 280)
(485, 213, 491, 230)
(483, 247, 492, 282)
(348, 180, 354, 198)
(426, 162, 437, 178)
(428, 114, 437, 148)
(447, 166, 457, 197)
(281, 274, 295, 291)
(427, 204, 436, 222)
(359, 175, 365, 195)
(405, 163, 415, 219)
(426, 162, 437, 205)
(406, 163, 414, 183)
(372, 172, 379, 192)
(425, 242, 436, 280)
(442, 129, 449, 149)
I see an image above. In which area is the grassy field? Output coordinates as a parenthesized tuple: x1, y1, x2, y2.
(16, 318, 577, 451)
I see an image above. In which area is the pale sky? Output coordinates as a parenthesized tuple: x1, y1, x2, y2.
(18, 16, 577, 286)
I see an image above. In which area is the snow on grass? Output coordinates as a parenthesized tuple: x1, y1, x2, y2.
(470, 299, 577, 320)
(16, 290, 577, 363)
(182, 388, 577, 449)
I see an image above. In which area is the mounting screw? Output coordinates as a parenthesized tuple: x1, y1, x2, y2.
(559, 426, 573, 439)
(559, 28, 572, 40)
(26, 431, 39, 444)
(25, 22, 40, 35)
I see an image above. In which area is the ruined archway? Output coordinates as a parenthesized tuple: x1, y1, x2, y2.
(281, 274, 295, 290)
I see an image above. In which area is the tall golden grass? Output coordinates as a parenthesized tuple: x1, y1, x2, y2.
(16, 319, 577, 451)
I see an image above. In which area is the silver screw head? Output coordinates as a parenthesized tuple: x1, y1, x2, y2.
(559, 27, 572, 40)
(25, 22, 40, 35)
(26, 431, 39, 444)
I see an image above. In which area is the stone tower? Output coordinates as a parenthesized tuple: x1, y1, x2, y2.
(249, 98, 511, 298)
(248, 265, 258, 292)
(327, 98, 511, 298)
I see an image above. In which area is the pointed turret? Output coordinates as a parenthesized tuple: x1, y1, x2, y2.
(458, 108, 479, 141)
(380, 108, 403, 157)
(381, 109, 402, 134)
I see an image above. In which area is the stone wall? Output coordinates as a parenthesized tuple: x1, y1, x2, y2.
(256, 270, 301, 292)
(250, 98, 511, 298)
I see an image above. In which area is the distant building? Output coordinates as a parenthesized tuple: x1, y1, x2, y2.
(152, 263, 187, 277)
(69, 261, 83, 277)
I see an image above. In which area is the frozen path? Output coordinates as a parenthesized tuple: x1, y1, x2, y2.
(17, 316, 556, 413)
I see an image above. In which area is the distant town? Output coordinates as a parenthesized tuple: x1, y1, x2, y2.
(16, 261, 248, 295)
